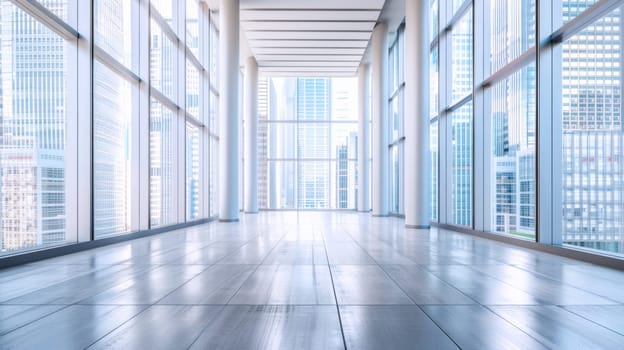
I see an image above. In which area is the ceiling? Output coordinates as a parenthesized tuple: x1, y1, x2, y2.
(239, 0, 386, 77)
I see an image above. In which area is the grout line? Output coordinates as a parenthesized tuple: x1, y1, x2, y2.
(337, 224, 463, 349)
(321, 227, 349, 350)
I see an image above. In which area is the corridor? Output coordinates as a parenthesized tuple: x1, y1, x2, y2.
(1, 212, 624, 349)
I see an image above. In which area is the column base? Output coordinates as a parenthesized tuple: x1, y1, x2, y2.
(244, 211, 259, 214)
(372, 214, 389, 217)
(219, 218, 240, 223)
(406, 224, 430, 229)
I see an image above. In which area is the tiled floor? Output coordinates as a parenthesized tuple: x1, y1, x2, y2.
(1, 212, 624, 349)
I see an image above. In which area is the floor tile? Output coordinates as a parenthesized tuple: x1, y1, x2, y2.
(340, 306, 458, 350)
(422, 305, 547, 350)
(230, 265, 335, 305)
(189, 306, 344, 350)
(331, 265, 413, 305)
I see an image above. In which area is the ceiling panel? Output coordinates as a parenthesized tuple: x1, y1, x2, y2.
(245, 31, 372, 40)
(252, 47, 365, 55)
(258, 61, 360, 67)
(242, 21, 375, 31)
(241, 10, 380, 21)
(254, 55, 364, 61)
(250, 40, 368, 48)
(240, 0, 385, 10)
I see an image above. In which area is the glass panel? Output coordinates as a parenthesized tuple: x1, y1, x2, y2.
(297, 78, 331, 121)
(151, 0, 173, 24)
(186, 0, 200, 59)
(267, 161, 296, 209)
(489, 64, 536, 239)
(210, 21, 218, 87)
(330, 160, 357, 209)
(562, 0, 600, 25)
(391, 146, 400, 213)
(186, 60, 200, 119)
(268, 78, 297, 121)
(298, 161, 329, 209)
(331, 78, 358, 121)
(150, 19, 176, 101)
(489, 0, 536, 73)
(186, 123, 200, 221)
(430, 0, 438, 42)
(452, 102, 473, 226)
(95, 0, 133, 68)
(37, 0, 69, 23)
(431, 120, 439, 222)
(451, 8, 473, 104)
(560, 7, 623, 255)
(452, 0, 465, 16)
(331, 123, 358, 160)
(150, 99, 177, 227)
(267, 123, 296, 160)
(209, 91, 218, 131)
(390, 95, 400, 141)
(298, 123, 330, 159)
(209, 136, 218, 217)
(0, 4, 70, 254)
(430, 47, 439, 118)
(93, 61, 132, 237)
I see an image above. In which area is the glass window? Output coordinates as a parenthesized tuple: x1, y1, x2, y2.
(452, 102, 473, 226)
(209, 90, 218, 131)
(560, 7, 623, 255)
(430, 47, 439, 118)
(209, 21, 219, 87)
(298, 123, 330, 159)
(186, 60, 200, 119)
(95, 0, 133, 68)
(150, 99, 177, 227)
(261, 77, 358, 210)
(0, 4, 70, 254)
(209, 137, 218, 217)
(266, 161, 296, 209)
(186, 0, 200, 59)
(489, 64, 536, 239)
(268, 123, 296, 160)
(489, 0, 536, 73)
(298, 161, 329, 209)
(150, 19, 176, 102)
(186, 123, 200, 221)
(37, 0, 70, 23)
(151, 0, 173, 24)
(451, 8, 473, 104)
(93, 61, 132, 237)
(431, 120, 438, 222)
(562, 0, 600, 25)
(430, 0, 438, 42)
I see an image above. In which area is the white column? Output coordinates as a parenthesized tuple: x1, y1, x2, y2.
(404, 0, 431, 228)
(357, 63, 371, 212)
(244, 56, 258, 213)
(219, 0, 240, 221)
(371, 22, 389, 216)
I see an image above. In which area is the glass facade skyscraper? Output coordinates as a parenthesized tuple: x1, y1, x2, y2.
(0, 1, 68, 252)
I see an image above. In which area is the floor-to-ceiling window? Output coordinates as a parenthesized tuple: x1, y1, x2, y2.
(260, 77, 358, 210)
(0, 1, 74, 253)
(558, 1, 622, 255)
(388, 27, 405, 215)
(1, 0, 218, 258)
(429, 0, 623, 259)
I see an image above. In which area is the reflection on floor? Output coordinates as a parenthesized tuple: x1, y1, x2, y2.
(1, 212, 624, 349)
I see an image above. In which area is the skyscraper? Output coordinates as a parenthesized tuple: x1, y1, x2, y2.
(0, 2, 67, 252)
(297, 78, 330, 209)
(560, 2, 623, 253)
